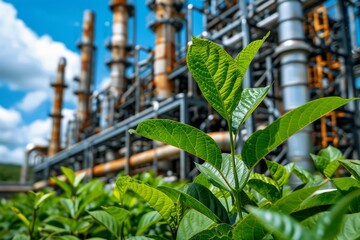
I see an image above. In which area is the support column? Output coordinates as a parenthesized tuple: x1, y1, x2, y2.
(76, 10, 95, 139)
(276, 0, 313, 170)
(48, 58, 67, 157)
(148, 0, 183, 100)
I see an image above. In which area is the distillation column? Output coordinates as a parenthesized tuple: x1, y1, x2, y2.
(276, 0, 312, 170)
(48, 58, 67, 157)
(76, 10, 95, 139)
(148, 0, 182, 99)
(108, 0, 129, 99)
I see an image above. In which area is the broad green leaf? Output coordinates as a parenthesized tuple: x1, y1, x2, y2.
(61, 166, 76, 186)
(292, 190, 343, 221)
(265, 160, 289, 187)
(186, 183, 230, 223)
(158, 185, 228, 224)
(34, 192, 54, 210)
(233, 215, 268, 240)
(187, 36, 242, 120)
(293, 164, 315, 183)
(195, 162, 231, 192)
(335, 212, 360, 240)
(136, 211, 162, 236)
(196, 154, 249, 192)
(129, 119, 222, 169)
(232, 86, 270, 133)
(54, 236, 80, 240)
(312, 145, 343, 175)
(177, 209, 214, 240)
(323, 160, 340, 178)
(331, 177, 360, 193)
(248, 206, 315, 240)
(233, 183, 324, 239)
(248, 173, 280, 202)
(311, 154, 329, 173)
(339, 159, 360, 180)
(273, 182, 325, 214)
(301, 189, 342, 208)
(242, 97, 355, 169)
(314, 190, 360, 240)
(102, 206, 130, 227)
(13, 235, 30, 240)
(11, 207, 30, 228)
(318, 145, 343, 161)
(235, 32, 270, 79)
(73, 172, 86, 188)
(116, 176, 177, 232)
(88, 210, 119, 237)
(189, 223, 233, 240)
(51, 177, 72, 197)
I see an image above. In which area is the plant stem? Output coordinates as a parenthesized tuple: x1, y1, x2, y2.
(29, 209, 37, 239)
(228, 127, 240, 190)
(228, 121, 243, 219)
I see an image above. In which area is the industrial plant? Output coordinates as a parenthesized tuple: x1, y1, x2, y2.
(19, 0, 360, 188)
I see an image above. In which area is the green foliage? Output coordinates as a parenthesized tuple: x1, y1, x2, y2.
(4, 33, 360, 240)
(0, 164, 21, 181)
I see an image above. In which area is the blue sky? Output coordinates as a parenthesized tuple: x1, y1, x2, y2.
(0, 0, 203, 165)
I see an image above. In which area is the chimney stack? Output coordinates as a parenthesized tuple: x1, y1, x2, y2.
(48, 57, 67, 157)
(76, 10, 95, 138)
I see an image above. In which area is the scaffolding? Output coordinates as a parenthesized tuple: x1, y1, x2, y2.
(23, 0, 360, 187)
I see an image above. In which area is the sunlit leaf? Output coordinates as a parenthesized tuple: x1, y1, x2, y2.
(248, 206, 315, 240)
(130, 119, 222, 169)
(116, 176, 177, 232)
(88, 210, 119, 237)
(177, 210, 214, 240)
(232, 86, 270, 133)
(248, 173, 280, 202)
(189, 223, 233, 240)
(265, 160, 289, 187)
(242, 97, 355, 170)
(339, 159, 360, 180)
(314, 190, 360, 240)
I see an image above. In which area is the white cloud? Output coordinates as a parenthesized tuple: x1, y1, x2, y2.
(0, 145, 23, 165)
(16, 90, 48, 112)
(0, 105, 21, 128)
(27, 118, 51, 146)
(0, 1, 79, 103)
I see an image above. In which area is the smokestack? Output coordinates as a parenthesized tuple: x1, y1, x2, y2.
(107, 0, 130, 99)
(48, 58, 67, 157)
(76, 10, 95, 138)
(148, 0, 182, 99)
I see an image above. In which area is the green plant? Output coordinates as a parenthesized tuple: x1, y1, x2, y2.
(113, 33, 360, 239)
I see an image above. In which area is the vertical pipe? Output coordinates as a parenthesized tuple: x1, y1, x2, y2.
(239, 0, 255, 136)
(108, 0, 129, 99)
(337, 0, 360, 157)
(48, 58, 67, 157)
(76, 10, 95, 138)
(151, 0, 178, 99)
(276, 0, 313, 171)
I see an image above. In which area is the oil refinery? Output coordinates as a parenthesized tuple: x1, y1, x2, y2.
(18, 0, 360, 189)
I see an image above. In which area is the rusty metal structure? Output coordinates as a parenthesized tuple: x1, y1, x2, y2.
(21, 0, 360, 187)
(75, 10, 96, 140)
(48, 58, 67, 157)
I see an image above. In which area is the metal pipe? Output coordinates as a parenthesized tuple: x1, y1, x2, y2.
(76, 10, 95, 139)
(21, 144, 48, 184)
(32, 131, 230, 189)
(48, 58, 67, 157)
(150, 0, 180, 99)
(275, 0, 313, 171)
(239, 0, 255, 137)
(108, 0, 129, 99)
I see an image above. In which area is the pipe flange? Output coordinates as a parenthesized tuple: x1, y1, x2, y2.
(274, 40, 311, 57)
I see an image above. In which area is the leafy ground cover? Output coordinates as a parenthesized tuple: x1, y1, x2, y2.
(2, 33, 360, 239)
